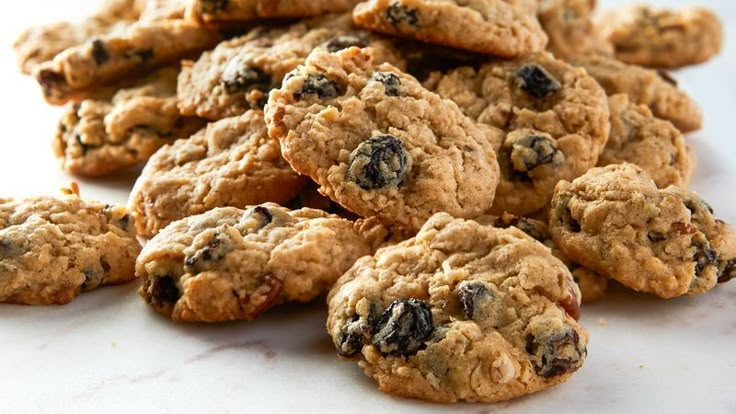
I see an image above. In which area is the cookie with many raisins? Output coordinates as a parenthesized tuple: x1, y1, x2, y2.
(327, 213, 587, 403)
(266, 47, 500, 232)
(550, 164, 736, 298)
(137, 204, 372, 322)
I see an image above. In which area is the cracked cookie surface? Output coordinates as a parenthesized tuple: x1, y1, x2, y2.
(137, 204, 372, 322)
(424, 52, 609, 217)
(550, 164, 736, 298)
(266, 47, 499, 232)
(0, 191, 140, 305)
(537, 0, 612, 59)
(353, 0, 547, 56)
(327, 213, 587, 402)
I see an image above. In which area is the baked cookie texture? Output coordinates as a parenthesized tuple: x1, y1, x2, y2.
(598, 5, 723, 69)
(137, 204, 372, 322)
(266, 47, 500, 232)
(53, 67, 206, 177)
(569, 53, 702, 133)
(0, 190, 141, 305)
(353, 0, 548, 56)
(327, 213, 587, 403)
(550, 164, 736, 299)
(139, 0, 189, 21)
(129, 110, 305, 238)
(34, 20, 222, 105)
(599, 94, 694, 189)
(537, 0, 613, 59)
(187, 0, 362, 23)
(424, 52, 610, 217)
(12, 0, 142, 75)
(178, 15, 405, 120)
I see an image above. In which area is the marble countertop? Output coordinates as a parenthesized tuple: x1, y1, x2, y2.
(1, 1, 734, 412)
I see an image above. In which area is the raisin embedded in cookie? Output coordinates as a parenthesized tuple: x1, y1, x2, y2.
(550, 164, 736, 299)
(187, 0, 362, 24)
(137, 204, 372, 322)
(353, 0, 547, 56)
(33, 20, 222, 105)
(424, 52, 609, 217)
(569, 53, 703, 133)
(598, 94, 695, 189)
(327, 213, 587, 403)
(0, 188, 141, 305)
(178, 15, 404, 120)
(598, 5, 723, 69)
(537, 0, 613, 59)
(266, 47, 500, 232)
(53, 67, 206, 177)
(128, 110, 305, 238)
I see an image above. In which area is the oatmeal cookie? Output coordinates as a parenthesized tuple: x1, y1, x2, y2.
(353, 0, 547, 56)
(598, 5, 723, 69)
(0, 187, 140, 305)
(53, 67, 206, 177)
(550, 164, 736, 298)
(266, 47, 500, 232)
(424, 52, 609, 216)
(187, 0, 362, 24)
(137, 204, 371, 322)
(178, 15, 404, 120)
(327, 213, 587, 402)
(537, 0, 612, 59)
(129, 110, 305, 238)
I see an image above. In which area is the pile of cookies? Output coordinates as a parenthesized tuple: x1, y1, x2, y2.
(4, 0, 732, 404)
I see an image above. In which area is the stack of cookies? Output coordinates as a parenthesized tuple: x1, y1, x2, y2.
(4, 0, 732, 404)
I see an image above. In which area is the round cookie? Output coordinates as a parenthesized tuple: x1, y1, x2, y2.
(424, 52, 610, 216)
(266, 47, 500, 232)
(569, 53, 702, 133)
(550, 164, 736, 298)
(0, 188, 140, 305)
(177, 15, 405, 120)
(537, 0, 613, 59)
(598, 5, 723, 69)
(129, 110, 305, 238)
(352, 0, 548, 57)
(137, 204, 372, 322)
(599, 94, 695, 189)
(327, 213, 587, 403)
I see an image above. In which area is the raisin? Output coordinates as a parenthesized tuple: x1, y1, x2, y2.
(199, 0, 228, 13)
(185, 234, 232, 267)
(509, 135, 564, 173)
(386, 3, 419, 28)
(719, 259, 736, 284)
(336, 315, 370, 358)
(347, 134, 412, 190)
(557, 195, 581, 233)
(325, 34, 369, 53)
(150, 275, 180, 306)
(514, 219, 549, 242)
(657, 70, 678, 86)
(248, 205, 273, 229)
(457, 281, 492, 320)
(693, 239, 718, 276)
(372, 72, 402, 97)
(684, 197, 714, 215)
(516, 64, 561, 99)
(76, 135, 92, 155)
(91, 40, 109, 65)
(37, 69, 65, 97)
(294, 74, 340, 100)
(526, 328, 584, 378)
(82, 268, 102, 291)
(373, 298, 433, 356)
(221, 59, 271, 94)
(0, 239, 22, 258)
(648, 231, 666, 242)
(125, 49, 154, 64)
(118, 214, 131, 230)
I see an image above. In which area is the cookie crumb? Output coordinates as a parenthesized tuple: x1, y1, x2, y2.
(598, 318, 608, 328)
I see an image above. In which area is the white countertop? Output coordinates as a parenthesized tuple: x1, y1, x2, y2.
(1, 1, 735, 413)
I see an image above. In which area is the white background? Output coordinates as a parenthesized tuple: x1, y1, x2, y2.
(0, 1, 735, 413)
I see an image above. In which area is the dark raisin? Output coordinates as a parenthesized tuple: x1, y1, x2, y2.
(457, 281, 492, 320)
(385, 3, 419, 28)
(0, 239, 22, 258)
(509, 135, 564, 173)
(657, 70, 678, 86)
(336, 315, 371, 358)
(76, 135, 92, 155)
(199, 0, 228, 13)
(526, 328, 584, 378)
(221, 59, 271, 94)
(685, 198, 714, 215)
(372, 72, 402, 97)
(118, 214, 131, 229)
(81, 268, 102, 291)
(568, 216, 581, 233)
(249, 205, 273, 229)
(347, 134, 412, 190)
(325, 34, 369, 53)
(125, 49, 154, 64)
(516, 64, 562, 99)
(294, 74, 340, 100)
(693, 239, 718, 276)
(91, 39, 109, 65)
(648, 231, 666, 242)
(185, 234, 232, 267)
(372, 298, 433, 356)
(150, 275, 180, 306)
(37, 69, 66, 97)
(718, 259, 736, 284)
